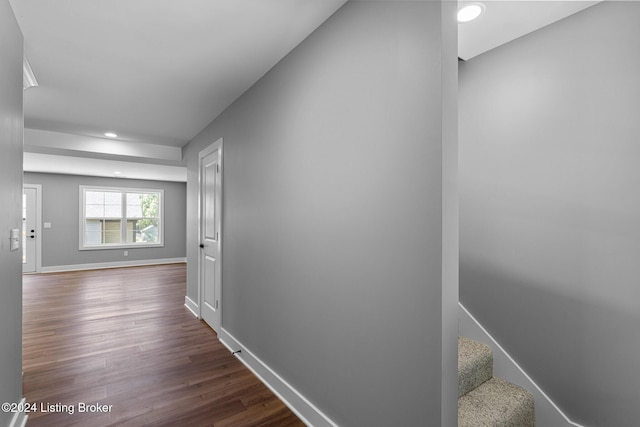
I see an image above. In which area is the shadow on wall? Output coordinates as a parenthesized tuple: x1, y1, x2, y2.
(460, 258, 640, 427)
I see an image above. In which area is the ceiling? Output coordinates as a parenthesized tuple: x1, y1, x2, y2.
(12, 0, 601, 182)
(458, 0, 600, 60)
(13, 0, 347, 147)
(13, 0, 347, 181)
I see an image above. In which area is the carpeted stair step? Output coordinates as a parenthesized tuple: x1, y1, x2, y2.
(458, 377, 535, 427)
(458, 336, 493, 398)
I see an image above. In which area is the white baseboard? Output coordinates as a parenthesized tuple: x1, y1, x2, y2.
(218, 328, 337, 427)
(184, 296, 199, 318)
(7, 398, 28, 427)
(459, 303, 585, 427)
(40, 258, 186, 273)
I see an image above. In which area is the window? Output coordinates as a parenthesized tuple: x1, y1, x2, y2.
(80, 186, 163, 250)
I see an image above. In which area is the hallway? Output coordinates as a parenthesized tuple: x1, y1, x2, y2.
(22, 264, 303, 427)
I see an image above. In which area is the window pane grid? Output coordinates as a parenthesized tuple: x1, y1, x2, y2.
(81, 187, 162, 248)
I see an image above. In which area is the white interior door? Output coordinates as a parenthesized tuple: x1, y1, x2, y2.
(199, 139, 222, 332)
(22, 186, 39, 273)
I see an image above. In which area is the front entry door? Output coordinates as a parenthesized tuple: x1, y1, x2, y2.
(199, 140, 222, 332)
(22, 187, 38, 273)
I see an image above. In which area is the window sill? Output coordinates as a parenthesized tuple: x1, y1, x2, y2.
(79, 243, 165, 251)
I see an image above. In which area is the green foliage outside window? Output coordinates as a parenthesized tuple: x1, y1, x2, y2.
(131, 193, 159, 243)
(138, 193, 159, 229)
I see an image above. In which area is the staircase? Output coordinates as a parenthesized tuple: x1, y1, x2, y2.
(458, 336, 535, 427)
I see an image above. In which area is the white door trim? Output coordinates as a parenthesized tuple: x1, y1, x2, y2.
(197, 138, 223, 330)
(23, 184, 42, 273)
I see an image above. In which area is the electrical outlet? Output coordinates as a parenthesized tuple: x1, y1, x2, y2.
(123, 251, 128, 257)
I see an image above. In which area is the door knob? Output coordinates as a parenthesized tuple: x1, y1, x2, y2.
(199, 244, 204, 248)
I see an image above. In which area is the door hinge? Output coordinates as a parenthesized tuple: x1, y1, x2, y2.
(215, 300, 219, 310)
(216, 164, 220, 173)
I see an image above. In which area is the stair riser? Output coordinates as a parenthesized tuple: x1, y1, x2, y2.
(458, 337, 493, 397)
(458, 337, 535, 426)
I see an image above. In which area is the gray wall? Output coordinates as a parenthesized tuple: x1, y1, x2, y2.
(23, 172, 186, 268)
(184, 2, 457, 426)
(459, 2, 640, 426)
(0, 0, 23, 425)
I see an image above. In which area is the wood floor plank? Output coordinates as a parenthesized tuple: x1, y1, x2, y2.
(23, 264, 304, 427)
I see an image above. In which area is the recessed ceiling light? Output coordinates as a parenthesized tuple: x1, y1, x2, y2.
(104, 132, 118, 138)
(113, 171, 121, 175)
(458, 3, 484, 23)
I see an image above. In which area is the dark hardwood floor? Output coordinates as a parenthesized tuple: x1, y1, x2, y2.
(22, 263, 304, 427)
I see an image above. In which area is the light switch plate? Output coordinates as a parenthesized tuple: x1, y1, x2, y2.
(10, 229, 20, 251)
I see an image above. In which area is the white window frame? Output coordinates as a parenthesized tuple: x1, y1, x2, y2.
(79, 185, 164, 250)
